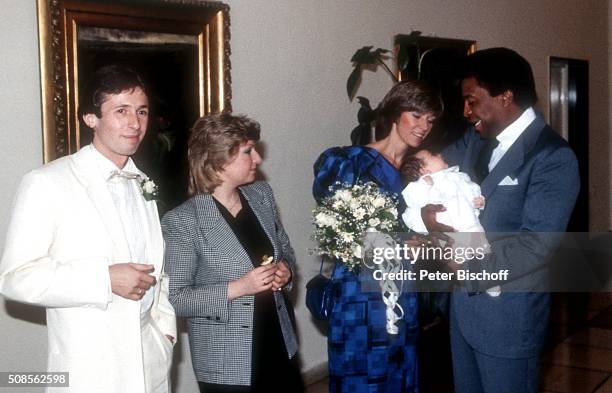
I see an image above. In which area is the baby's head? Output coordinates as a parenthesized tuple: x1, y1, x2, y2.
(400, 149, 448, 183)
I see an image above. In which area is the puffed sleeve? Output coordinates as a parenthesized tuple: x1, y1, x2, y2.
(313, 147, 357, 201)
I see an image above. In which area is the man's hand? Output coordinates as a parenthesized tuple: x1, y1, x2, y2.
(421, 203, 456, 244)
(271, 260, 292, 291)
(421, 204, 455, 232)
(473, 196, 486, 209)
(109, 263, 156, 301)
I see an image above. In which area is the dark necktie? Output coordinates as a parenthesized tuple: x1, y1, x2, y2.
(474, 139, 499, 184)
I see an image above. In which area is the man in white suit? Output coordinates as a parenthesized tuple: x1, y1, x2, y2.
(0, 65, 176, 393)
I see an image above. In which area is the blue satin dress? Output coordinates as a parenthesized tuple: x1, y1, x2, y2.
(313, 146, 419, 393)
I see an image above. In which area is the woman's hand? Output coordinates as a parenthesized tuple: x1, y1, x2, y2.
(228, 264, 278, 300)
(271, 260, 292, 291)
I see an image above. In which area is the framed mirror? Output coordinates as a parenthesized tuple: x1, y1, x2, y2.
(37, 0, 231, 210)
(394, 34, 475, 148)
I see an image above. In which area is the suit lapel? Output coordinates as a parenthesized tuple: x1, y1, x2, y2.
(131, 166, 164, 274)
(68, 147, 131, 262)
(140, 191, 164, 275)
(461, 130, 485, 182)
(480, 142, 524, 197)
(193, 194, 253, 271)
(240, 184, 279, 261)
(481, 117, 545, 198)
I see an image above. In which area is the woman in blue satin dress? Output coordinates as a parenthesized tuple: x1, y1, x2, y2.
(313, 80, 443, 393)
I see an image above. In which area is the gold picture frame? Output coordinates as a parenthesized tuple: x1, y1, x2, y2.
(394, 34, 476, 82)
(37, 0, 231, 163)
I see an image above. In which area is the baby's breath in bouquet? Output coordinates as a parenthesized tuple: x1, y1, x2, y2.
(312, 181, 400, 271)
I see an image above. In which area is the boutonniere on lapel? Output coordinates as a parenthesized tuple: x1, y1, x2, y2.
(140, 178, 159, 201)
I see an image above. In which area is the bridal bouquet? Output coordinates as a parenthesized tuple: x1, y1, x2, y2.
(312, 181, 399, 271)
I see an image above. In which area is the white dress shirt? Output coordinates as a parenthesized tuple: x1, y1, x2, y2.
(89, 145, 154, 314)
(489, 107, 537, 171)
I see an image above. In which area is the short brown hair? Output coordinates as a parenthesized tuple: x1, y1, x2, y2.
(188, 113, 261, 195)
(399, 153, 425, 184)
(375, 80, 443, 140)
(78, 65, 148, 119)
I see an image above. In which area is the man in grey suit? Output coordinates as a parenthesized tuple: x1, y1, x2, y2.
(424, 48, 580, 393)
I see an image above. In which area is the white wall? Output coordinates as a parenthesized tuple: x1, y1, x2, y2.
(0, 1, 47, 390)
(0, 1, 609, 392)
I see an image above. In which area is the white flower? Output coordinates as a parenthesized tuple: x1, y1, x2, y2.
(372, 196, 386, 208)
(340, 232, 354, 243)
(315, 212, 336, 227)
(368, 217, 381, 227)
(140, 178, 158, 201)
(352, 244, 363, 258)
(336, 189, 352, 202)
(349, 199, 360, 210)
(387, 207, 397, 218)
(332, 200, 343, 209)
(142, 180, 155, 193)
(353, 207, 366, 220)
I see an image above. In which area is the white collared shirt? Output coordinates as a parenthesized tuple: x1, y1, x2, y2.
(88, 145, 154, 314)
(489, 107, 536, 171)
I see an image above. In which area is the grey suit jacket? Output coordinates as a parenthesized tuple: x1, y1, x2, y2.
(161, 181, 298, 385)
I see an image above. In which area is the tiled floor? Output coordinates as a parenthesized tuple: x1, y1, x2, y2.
(306, 293, 612, 393)
(541, 293, 612, 393)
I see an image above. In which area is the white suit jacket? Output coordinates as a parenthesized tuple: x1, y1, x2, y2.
(0, 146, 176, 393)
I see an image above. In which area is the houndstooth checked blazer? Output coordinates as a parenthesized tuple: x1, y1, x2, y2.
(161, 181, 298, 386)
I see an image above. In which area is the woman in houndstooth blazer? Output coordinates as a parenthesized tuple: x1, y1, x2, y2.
(162, 113, 303, 393)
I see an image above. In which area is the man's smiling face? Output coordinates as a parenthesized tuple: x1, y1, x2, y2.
(462, 76, 507, 139)
(84, 86, 149, 168)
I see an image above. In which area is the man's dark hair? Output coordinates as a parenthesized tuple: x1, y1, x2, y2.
(461, 47, 537, 109)
(78, 65, 148, 119)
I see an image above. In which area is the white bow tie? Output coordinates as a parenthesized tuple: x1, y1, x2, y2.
(107, 169, 141, 182)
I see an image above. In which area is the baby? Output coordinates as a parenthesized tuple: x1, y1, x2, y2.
(400, 150, 496, 294)
(400, 149, 491, 253)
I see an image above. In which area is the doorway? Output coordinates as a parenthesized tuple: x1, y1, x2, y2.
(549, 57, 589, 232)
